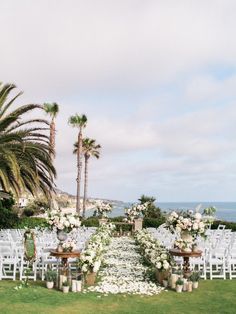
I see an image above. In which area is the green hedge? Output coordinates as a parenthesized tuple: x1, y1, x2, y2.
(143, 217, 165, 228)
(211, 220, 236, 231)
(81, 217, 99, 227)
(16, 217, 47, 229)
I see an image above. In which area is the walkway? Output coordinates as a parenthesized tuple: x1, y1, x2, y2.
(87, 236, 163, 295)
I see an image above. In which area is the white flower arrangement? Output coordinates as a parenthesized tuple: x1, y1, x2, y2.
(79, 223, 115, 274)
(45, 209, 81, 232)
(124, 203, 149, 222)
(62, 239, 77, 252)
(165, 210, 208, 239)
(94, 201, 113, 218)
(134, 230, 174, 272)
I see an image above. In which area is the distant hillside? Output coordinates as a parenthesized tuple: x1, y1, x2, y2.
(55, 188, 124, 208)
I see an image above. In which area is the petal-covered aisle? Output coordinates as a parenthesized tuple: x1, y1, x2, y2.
(87, 237, 163, 295)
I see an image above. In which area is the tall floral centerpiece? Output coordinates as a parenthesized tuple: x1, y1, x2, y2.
(165, 210, 208, 252)
(94, 201, 113, 225)
(124, 203, 148, 231)
(45, 209, 81, 251)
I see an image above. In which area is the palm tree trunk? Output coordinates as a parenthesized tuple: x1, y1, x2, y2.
(82, 155, 89, 218)
(76, 130, 82, 215)
(50, 119, 55, 158)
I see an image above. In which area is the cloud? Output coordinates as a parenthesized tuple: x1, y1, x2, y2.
(1, 1, 236, 201)
(1, 0, 236, 95)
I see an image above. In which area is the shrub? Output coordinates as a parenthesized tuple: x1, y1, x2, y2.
(0, 195, 19, 228)
(211, 220, 236, 231)
(45, 270, 57, 282)
(16, 217, 47, 229)
(82, 217, 99, 227)
(143, 217, 165, 228)
(110, 216, 132, 231)
(23, 208, 35, 217)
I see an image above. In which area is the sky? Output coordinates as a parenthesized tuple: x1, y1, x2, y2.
(0, 0, 236, 202)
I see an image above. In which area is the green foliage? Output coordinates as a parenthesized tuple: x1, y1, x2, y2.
(16, 217, 47, 229)
(62, 281, 69, 287)
(23, 208, 34, 217)
(0, 82, 56, 198)
(45, 270, 57, 282)
(211, 220, 236, 231)
(0, 195, 19, 228)
(143, 217, 165, 228)
(138, 194, 164, 220)
(110, 216, 132, 231)
(176, 278, 184, 285)
(82, 216, 99, 227)
(190, 271, 200, 282)
(22, 197, 50, 217)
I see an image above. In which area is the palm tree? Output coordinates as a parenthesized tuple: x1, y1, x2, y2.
(0, 82, 56, 198)
(43, 102, 59, 157)
(68, 114, 87, 215)
(74, 138, 101, 218)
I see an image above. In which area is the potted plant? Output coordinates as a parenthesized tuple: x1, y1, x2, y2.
(62, 281, 70, 293)
(190, 272, 200, 288)
(45, 270, 57, 289)
(176, 278, 184, 293)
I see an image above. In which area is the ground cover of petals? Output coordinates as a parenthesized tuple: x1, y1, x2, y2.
(86, 237, 164, 295)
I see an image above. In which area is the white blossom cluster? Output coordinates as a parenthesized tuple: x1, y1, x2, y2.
(94, 201, 113, 218)
(124, 203, 148, 222)
(135, 230, 173, 271)
(62, 239, 77, 252)
(86, 237, 163, 295)
(166, 210, 207, 238)
(45, 209, 81, 232)
(79, 223, 115, 273)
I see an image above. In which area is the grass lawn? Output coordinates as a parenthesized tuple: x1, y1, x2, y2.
(0, 280, 235, 314)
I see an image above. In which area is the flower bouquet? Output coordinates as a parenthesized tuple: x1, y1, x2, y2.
(124, 203, 148, 223)
(62, 239, 77, 252)
(94, 201, 113, 219)
(165, 210, 209, 252)
(45, 209, 81, 232)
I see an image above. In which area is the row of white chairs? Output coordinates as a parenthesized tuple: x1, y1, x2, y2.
(0, 227, 96, 281)
(148, 225, 236, 280)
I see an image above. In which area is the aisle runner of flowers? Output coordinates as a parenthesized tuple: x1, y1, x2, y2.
(86, 237, 163, 295)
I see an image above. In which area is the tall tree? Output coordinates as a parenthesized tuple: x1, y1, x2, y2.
(68, 114, 87, 215)
(0, 82, 56, 198)
(74, 138, 101, 218)
(43, 102, 59, 157)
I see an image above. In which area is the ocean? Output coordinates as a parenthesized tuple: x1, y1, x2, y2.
(86, 202, 236, 222)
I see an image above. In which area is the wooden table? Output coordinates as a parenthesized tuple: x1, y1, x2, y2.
(50, 250, 81, 275)
(169, 249, 202, 278)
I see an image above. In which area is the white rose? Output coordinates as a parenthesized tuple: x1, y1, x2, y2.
(193, 223, 198, 230)
(195, 213, 202, 220)
(82, 264, 88, 272)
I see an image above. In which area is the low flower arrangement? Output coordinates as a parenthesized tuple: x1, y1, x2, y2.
(79, 223, 115, 274)
(45, 209, 81, 232)
(124, 203, 148, 222)
(94, 201, 113, 218)
(62, 239, 77, 252)
(134, 229, 174, 272)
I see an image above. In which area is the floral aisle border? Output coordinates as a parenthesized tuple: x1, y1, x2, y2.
(79, 223, 115, 275)
(134, 229, 174, 272)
